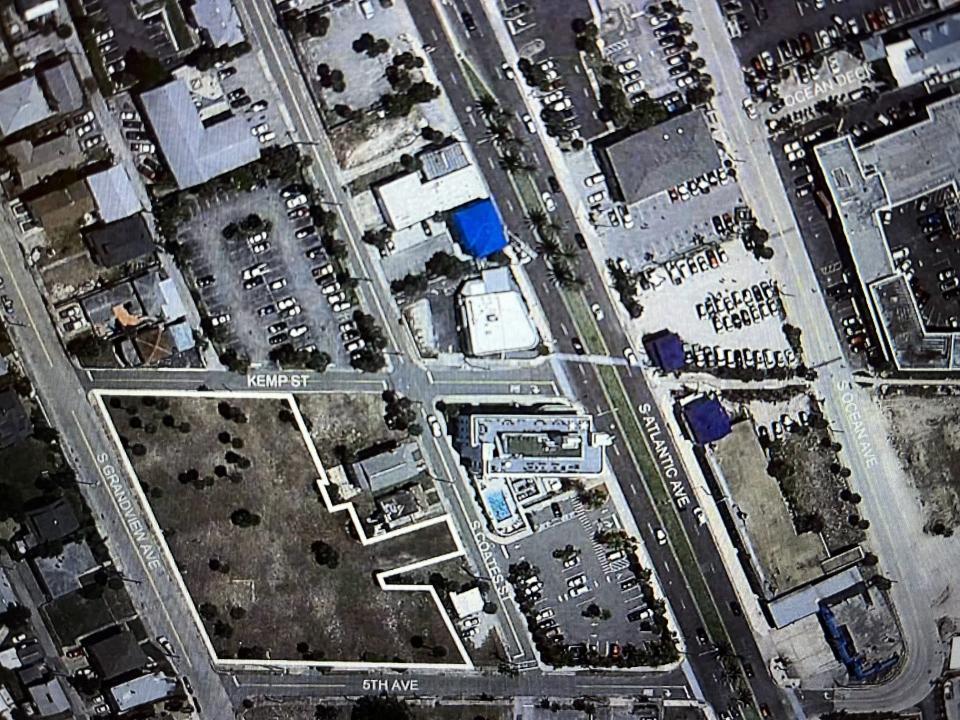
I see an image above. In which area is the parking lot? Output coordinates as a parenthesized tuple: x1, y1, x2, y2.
(177, 182, 353, 365)
(500, 0, 607, 141)
(728, 0, 937, 63)
(210, 50, 287, 148)
(502, 489, 663, 664)
(886, 186, 960, 330)
(299, 0, 415, 117)
(633, 238, 796, 366)
(598, 0, 705, 107)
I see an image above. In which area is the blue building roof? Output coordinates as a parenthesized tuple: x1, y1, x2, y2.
(449, 199, 507, 258)
(644, 331, 685, 371)
(682, 396, 731, 445)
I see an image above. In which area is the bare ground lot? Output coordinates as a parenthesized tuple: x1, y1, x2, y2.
(106, 393, 462, 663)
(880, 391, 960, 532)
(295, 393, 404, 467)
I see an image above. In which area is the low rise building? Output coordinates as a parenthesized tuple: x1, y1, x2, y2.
(867, 11, 960, 87)
(188, 0, 244, 48)
(87, 627, 149, 682)
(27, 678, 69, 717)
(85, 215, 154, 268)
(456, 412, 608, 478)
(457, 267, 538, 357)
(0, 76, 52, 138)
(595, 110, 721, 206)
(109, 671, 177, 714)
(8, 134, 83, 189)
(86, 166, 143, 224)
(139, 78, 260, 189)
(815, 93, 960, 370)
(373, 142, 487, 230)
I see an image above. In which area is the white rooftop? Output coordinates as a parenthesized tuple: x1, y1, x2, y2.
(375, 161, 487, 229)
(450, 587, 484, 618)
(458, 267, 538, 357)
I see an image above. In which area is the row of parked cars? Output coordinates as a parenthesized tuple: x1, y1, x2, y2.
(667, 167, 733, 202)
(684, 342, 796, 371)
(697, 281, 783, 334)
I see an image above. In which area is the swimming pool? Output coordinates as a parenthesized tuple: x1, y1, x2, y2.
(486, 490, 513, 522)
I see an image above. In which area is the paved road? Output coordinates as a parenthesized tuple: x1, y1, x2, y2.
(690, 0, 943, 712)
(224, 665, 690, 701)
(0, 212, 235, 720)
(405, 2, 793, 717)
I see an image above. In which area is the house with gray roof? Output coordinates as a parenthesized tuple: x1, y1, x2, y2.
(40, 60, 84, 114)
(138, 78, 260, 189)
(28, 678, 69, 717)
(86, 166, 143, 224)
(595, 110, 721, 205)
(0, 77, 52, 138)
(189, 0, 244, 48)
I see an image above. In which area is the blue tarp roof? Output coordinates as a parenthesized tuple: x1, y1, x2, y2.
(644, 332, 685, 371)
(682, 396, 731, 445)
(449, 198, 507, 258)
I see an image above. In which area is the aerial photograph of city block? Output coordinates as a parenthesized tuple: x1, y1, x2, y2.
(1, 0, 960, 719)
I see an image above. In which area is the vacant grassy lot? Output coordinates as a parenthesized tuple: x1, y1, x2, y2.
(881, 391, 960, 532)
(296, 393, 405, 467)
(717, 423, 826, 596)
(107, 394, 462, 663)
(766, 420, 864, 553)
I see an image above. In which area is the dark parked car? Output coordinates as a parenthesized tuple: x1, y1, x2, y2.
(695, 626, 708, 645)
(461, 11, 476, 32)
(548, 175, 560, 193)
(730, 600, 742, 616)
(572, 337, 585, 354)
(574, 232, 587, 249)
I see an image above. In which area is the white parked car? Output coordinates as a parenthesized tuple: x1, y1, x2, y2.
(289, 325, 308, 338)
(286, 194, 308, 209)
(428, 414, 443, 438)
(541, 191, 556, 212)
(210, 313, 231, 327)
(521, 113, 536, 134)
(654, 528, 667, 545)
(590, 303, 604, 321)
(585, 173, 604, 187)
(624, 347, 639, 366)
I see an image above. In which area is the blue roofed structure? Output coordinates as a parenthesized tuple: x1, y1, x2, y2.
(682, 395, 731, 445)
(644, 331, 685, 371)
(449, 199, 507, 258)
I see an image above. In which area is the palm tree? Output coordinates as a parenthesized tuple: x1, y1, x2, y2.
(536, 235, 563, 257)
(549, 261, 584, 289)
(499, 152, 530, 172)
(526, 209, 547, 229)
(477, 94, 499, 120)
(486, 122, 513, 145)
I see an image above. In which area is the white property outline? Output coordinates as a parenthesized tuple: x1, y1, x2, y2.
(91, 388, 475, 670)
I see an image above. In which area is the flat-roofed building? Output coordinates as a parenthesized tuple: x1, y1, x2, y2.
(455, 412, 608, 478)
(458, 267, 539, 356)
(373, 142, 487, 229)
(815, 93, 960, 369)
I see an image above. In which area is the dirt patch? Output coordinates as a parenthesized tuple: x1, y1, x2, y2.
(296, 393, 404, 466)
(880, 391, 960, 532)
(106, 393, 462, 663)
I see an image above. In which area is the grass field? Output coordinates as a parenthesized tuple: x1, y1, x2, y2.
(107, 394, 463, 663)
